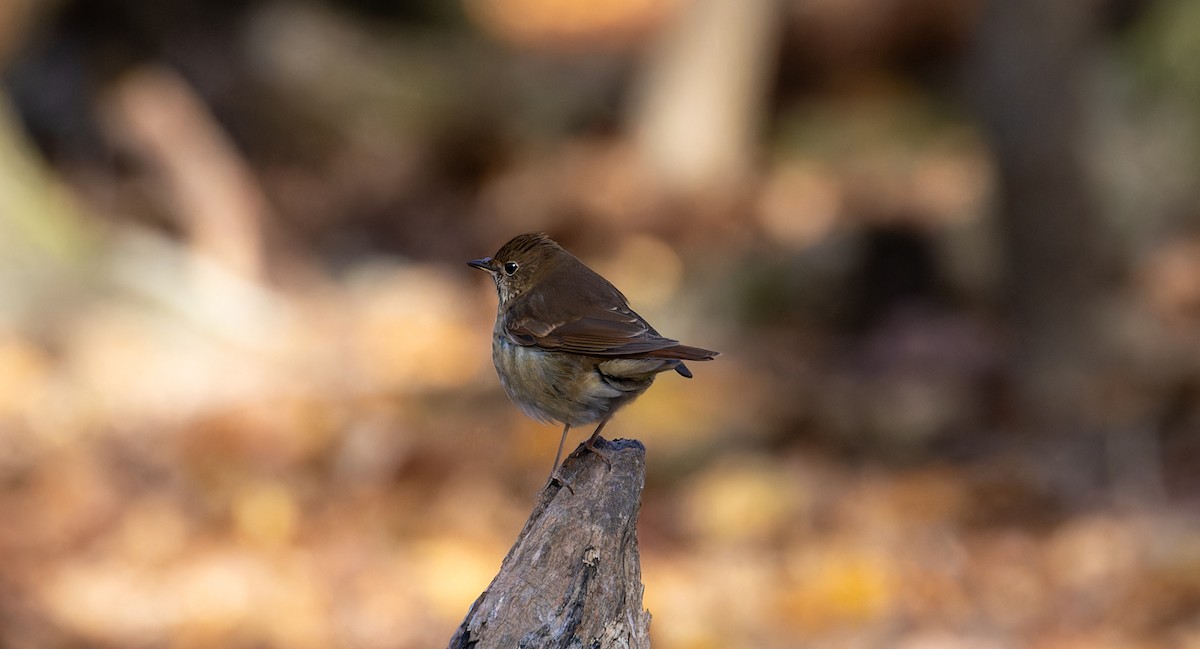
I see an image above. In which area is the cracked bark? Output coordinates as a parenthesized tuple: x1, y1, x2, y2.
(449, 438, 651, 649)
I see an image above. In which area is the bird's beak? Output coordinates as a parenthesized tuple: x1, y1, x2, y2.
(467, 257, 494, 272)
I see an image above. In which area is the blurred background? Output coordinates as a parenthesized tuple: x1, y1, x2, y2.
(1, 0, 1199, 647)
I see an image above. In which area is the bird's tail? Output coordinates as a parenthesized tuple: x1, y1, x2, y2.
(649, 344, 719, 362)
(648, 344, 719, 378)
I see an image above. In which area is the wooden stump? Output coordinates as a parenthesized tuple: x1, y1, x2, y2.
(449, 438, 651, 648)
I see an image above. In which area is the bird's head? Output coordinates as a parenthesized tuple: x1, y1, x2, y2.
(468, 233, 566, 305)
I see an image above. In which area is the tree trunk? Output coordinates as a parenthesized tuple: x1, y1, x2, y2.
(449, 438, 651, 649)
(970, 0, 1106, 428)
(629, 0, 783, 199)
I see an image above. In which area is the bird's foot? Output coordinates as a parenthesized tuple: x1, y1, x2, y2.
(570, 435, 612, 471)
(546, 469, 575, 495)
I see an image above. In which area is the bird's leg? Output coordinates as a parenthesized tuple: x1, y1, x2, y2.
(551, 422, 571, 475)
(547, 423, 575, 493)
(577, 417, 613, 470)
(549, 419, 613, 494)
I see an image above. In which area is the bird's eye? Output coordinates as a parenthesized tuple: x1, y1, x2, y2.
(503, 261, 519, 276)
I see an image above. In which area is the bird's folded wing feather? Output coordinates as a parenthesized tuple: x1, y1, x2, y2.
(504, 303, 687, 357)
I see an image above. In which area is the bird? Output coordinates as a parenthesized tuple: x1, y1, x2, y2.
(469, 233, 718, 483)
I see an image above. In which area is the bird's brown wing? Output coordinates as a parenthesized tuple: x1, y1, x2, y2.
(504, 301, 716, 360)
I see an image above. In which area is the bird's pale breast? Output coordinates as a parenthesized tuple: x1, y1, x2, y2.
(492, 333, 663, 427)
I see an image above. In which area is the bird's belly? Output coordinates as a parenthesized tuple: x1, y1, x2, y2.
(492, 338, 643, 426)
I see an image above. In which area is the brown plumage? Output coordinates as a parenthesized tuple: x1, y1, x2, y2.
(469, 233, 718, 480)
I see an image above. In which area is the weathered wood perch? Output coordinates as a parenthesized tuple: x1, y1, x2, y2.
(449, 437, 652, 648)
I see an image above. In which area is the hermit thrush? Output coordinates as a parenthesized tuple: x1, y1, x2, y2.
(470, 233, 718, 481)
